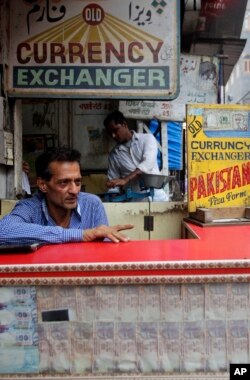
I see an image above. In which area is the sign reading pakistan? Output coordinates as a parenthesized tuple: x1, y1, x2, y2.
(187, 104, 250, 213)
(8, 0, 179, 99)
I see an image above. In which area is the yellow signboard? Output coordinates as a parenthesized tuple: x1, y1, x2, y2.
(187, 104, 250, 212)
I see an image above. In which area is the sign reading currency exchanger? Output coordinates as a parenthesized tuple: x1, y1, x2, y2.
(187, 104, 250, 213)
(8, 0, 179, 99)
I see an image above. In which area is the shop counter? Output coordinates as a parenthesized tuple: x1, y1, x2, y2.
(1, 222, 250, 379)
(1, 222, 250, 285)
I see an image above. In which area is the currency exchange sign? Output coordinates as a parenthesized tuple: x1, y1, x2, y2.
(8, 0, 180, 99)
(187, 104, 250, 213)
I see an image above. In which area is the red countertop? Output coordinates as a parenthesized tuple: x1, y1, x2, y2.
(1, 222, 250, 285)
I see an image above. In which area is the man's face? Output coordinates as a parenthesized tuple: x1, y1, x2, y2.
(41, 161, 82, 211)
(106, 121, 131, 143)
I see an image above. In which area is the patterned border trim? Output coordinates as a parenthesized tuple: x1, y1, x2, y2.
(0, 373, 229, 380)
(1, 259, 250, 274)
(1, 274, 250, 286)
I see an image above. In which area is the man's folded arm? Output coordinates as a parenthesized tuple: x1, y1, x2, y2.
(0, 214, 83, 245)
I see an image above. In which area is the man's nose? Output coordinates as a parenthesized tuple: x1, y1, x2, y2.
(69, 182, 79, 193)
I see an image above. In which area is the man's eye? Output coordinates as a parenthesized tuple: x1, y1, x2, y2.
(75, 180, 81, 186)
(58, 180, 68, 186)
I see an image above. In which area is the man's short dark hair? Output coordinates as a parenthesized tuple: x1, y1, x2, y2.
(35, 147, 81, 180)
(103, 110, 127, 128)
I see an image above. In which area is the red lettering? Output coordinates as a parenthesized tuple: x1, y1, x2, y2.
(16, 41, 161, 64)
(189, 177, 197, 201)
(17, 43, 31, 64)
(106, 42, 125, 63)
(128, 42, 143, 63)
(146, 42, 163, 63)
(50, 43, 66, 63)
(215, 171, 220, 193)
(206, 172, 215, 196)
(34, 43, 47, 64)
(232, 165, 242, 189)
(69, 43, 85, 63)
(197, 175, 207, 199)
(189, 161, 250, 203)
(88, 42, 102, 63)
(219, 167, 232, 192)
(242, 162, 250, 185)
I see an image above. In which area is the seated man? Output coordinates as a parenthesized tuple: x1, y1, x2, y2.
(0, 147, 133, 245)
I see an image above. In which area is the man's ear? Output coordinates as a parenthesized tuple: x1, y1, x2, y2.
(37, 177, 47, 193)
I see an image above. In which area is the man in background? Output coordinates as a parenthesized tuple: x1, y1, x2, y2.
(22, 161, 32, 197)
(104, 110, 168, 201)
